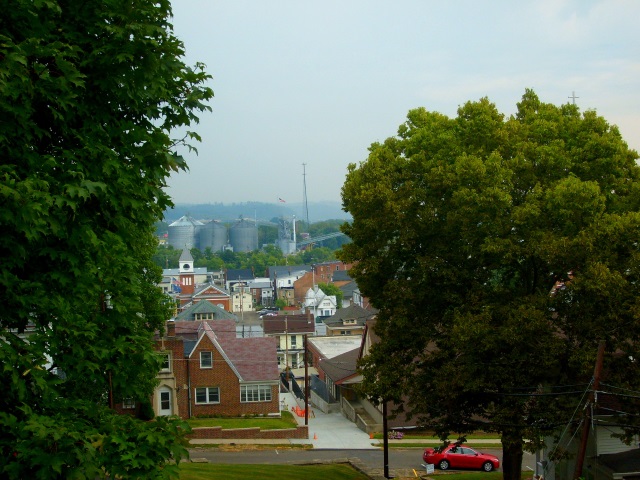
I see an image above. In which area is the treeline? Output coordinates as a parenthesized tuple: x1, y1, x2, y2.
(153, 244, 338, 277)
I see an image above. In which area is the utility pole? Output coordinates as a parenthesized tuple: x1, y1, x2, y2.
(573, 340, 605, 479)
(383, 400, 390, 478)
(285, 316, 289, 382)
(304, 333, 309, 426)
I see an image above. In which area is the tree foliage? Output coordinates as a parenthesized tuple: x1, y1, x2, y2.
(318, 282, 343, 309)
(340, 90, 640, 479)
(154, 244, 337, 276)
(0, 0, 212, 478)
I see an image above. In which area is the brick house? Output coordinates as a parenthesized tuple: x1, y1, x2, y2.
(151, 319, 280, 419)
(292, 261, 353, 305)
(190, 283, 232, 312)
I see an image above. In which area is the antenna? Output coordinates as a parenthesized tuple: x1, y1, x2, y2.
(302, 163, 310, 228)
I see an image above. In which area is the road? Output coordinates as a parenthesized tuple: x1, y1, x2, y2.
(188, 447, 536, 473)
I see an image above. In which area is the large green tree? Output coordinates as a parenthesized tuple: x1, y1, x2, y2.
(340, 90, 640, 479)
(0, 0, 212, 478)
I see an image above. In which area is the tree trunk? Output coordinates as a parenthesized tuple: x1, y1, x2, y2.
(502, 433, 524, 480)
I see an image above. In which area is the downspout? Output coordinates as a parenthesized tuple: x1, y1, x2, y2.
(187, 354, 192, 419)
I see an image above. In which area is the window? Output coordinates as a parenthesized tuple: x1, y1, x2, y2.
(290, 335, 297, 347)
(160, 391, 171, 411)
(241, 384, 272, 403)
(200, 351, 212, 368)
(122, 398, 136, 409)
(341, 330, 352, 335)
(160, 353, 171, 372)
(195, 387, 220, 404)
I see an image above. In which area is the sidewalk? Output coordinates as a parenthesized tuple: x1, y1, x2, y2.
(189, 391, 502, 449)
(283, 391, 379, 449)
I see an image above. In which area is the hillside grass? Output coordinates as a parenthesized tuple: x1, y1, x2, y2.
(178, 463, 370, 480)
(186, 411, 298, 429)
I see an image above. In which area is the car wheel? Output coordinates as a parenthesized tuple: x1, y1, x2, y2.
(439, 460, 449, 470)
(482, 462, 494, 472)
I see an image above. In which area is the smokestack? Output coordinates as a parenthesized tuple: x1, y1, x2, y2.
(167, 319, 175, 337)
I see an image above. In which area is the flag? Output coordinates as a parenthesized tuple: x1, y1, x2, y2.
(171, 277, 181, 293)
(278, 197, 286, 203)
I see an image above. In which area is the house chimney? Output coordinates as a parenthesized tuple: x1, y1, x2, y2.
(167, 319, 175, 337)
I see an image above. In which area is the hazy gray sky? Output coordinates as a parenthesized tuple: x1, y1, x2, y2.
(166, 0, 640, 205)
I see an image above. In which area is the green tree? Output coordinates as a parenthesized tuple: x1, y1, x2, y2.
(340, 90, 640, 480)
(0, 1, 213, 478)
(318, 282, 343, 309)
(153, 245, 182, 269)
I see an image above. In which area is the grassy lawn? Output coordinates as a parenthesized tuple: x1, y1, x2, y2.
(434, 474, 502, 480)
(178, 463, 533, 480)
(387, 442, 503, 449)
(178, 463, 371, 480)
(379, 430, 503, 449)
(377, 431, 501, 440)
(186, 411, 298, 429)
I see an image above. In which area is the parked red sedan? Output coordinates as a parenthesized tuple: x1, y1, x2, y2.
(423, 444, 500, 472)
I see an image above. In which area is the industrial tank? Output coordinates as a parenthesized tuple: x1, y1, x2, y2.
(198, 220, 227, 252)
(229, 218, 258, 252)
(167, 215, 203, 250)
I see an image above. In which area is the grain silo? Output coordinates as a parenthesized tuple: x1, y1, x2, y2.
(167, 215, 203, 250)
(229, 217, 258, 252)
(198, 220, 228, 252)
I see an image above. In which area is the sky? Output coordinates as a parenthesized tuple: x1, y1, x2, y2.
(165, 0, 640, 206)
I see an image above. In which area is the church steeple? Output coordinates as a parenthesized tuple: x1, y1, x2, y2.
(178, 249, 195, 298)
(179, 248, 194, 273)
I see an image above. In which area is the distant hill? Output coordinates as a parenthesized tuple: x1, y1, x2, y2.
(164, 201, 351, 224)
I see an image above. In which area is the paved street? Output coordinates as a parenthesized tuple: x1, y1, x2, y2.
(189, 390, 536, 477)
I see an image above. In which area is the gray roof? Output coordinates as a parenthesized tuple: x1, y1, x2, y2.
(598, 448, 640, 473)
(163, 267, 208, 276)
(175, 301, 237, 321)
(319, 347, 360, 382)
(179, 249, 194, 262)
(323, 305, 377, 327)
(226, 269, 254, 281)
(339, 280, 358, 299)
(332, 270, 352, 282)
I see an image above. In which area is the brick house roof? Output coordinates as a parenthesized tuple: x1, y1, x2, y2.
(180, 320, 278, 382)
(262, 315, 315, 335)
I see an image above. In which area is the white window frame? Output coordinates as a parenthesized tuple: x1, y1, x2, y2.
(160, 352, 171, 372)
(240, 384, 272, 403)
(122, 398, 136, 409)
(200, 351, 213, 368)
(195, 387, 220, 404)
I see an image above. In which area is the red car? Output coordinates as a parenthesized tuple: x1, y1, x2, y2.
(423, 444, 500, 472)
